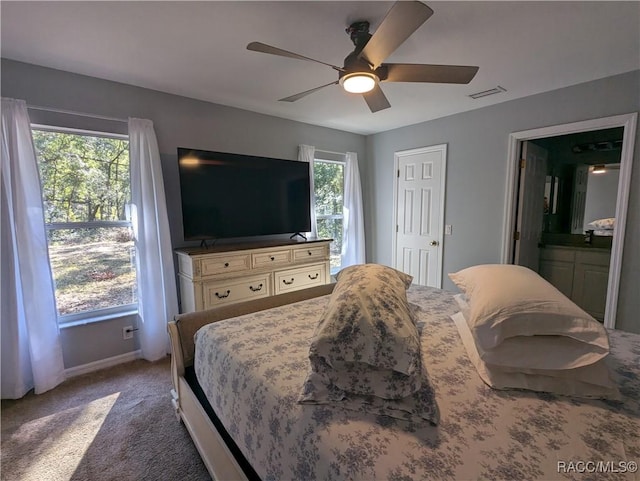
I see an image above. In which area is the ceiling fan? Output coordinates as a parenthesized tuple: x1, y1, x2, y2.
(247, 1, 479, 113)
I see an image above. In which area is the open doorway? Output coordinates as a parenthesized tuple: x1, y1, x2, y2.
(501, 113, 637, 329)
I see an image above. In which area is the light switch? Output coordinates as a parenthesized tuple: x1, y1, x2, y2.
(445, 224, 453, 235)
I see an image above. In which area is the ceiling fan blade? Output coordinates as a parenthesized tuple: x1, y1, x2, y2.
(279, 81, 339, 102)
(362, 84, 391, 113)
(247, 42, 343, 71)
(384, 63, 479, 84)
(360, 1, 434, 69)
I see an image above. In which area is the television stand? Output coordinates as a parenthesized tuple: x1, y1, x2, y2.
(175, 238, 332, 313)
(289, 232, 307, 241)
(199, 239, 219, 249)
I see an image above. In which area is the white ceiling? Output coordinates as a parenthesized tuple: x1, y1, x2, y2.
(2, 1, 639, 135)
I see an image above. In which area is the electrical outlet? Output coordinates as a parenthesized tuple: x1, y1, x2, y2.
(123, 326, 134, 340)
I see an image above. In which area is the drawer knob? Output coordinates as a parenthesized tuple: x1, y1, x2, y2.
(215, 290, 231, 299)
(224, 262, 229, 268)
(308, 273, 319, 280)
(249, 283, 263, 292)
(270, 256, 275, 261)
(282, 278, 295, 285)
(308, 251, 312, 256)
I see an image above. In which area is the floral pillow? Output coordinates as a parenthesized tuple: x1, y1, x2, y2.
(587, 217, 615, 230)
(306, 263, 421, 399)
(299, 356, 440, 425)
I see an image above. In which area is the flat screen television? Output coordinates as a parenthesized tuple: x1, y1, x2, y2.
(177, 148, 311, 241)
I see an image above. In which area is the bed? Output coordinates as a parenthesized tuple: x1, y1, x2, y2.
(168, 283, 640, 481)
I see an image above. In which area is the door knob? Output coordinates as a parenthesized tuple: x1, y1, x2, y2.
(430, 240, 439, 247)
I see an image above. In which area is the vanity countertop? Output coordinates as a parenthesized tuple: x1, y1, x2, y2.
(540, 244, 611, 253)
(541, 232, 612, 251)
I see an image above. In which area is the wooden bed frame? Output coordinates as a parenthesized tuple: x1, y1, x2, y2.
(167, 284, 335, 481)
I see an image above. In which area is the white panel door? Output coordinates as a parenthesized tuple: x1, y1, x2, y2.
(514, 141, 548, 271)
(393, 145, 446, 287)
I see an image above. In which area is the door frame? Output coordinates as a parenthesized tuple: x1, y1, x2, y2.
(391, 144, 447, 288)
(500, 113, 637, 329)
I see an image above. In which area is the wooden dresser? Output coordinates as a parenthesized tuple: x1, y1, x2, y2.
(175, 239, 332, 313)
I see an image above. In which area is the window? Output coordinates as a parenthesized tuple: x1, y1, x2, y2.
(32, 127, 137, 324)
(313, 159, 344, 273)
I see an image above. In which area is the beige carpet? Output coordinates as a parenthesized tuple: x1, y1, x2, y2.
(1, 357, 211, 481)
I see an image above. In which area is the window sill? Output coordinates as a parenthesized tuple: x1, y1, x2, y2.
(59, 308, 138, 329)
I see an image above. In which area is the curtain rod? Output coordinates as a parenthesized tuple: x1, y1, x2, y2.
(315, 148, 346, 156)
(27, 105, 128, 124)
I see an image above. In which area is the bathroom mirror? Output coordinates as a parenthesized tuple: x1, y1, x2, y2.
(533, 127, 623, 235)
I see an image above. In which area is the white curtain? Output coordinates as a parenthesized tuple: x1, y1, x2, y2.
(341, 152, 366, 267)
(128, 118, 178, 361)
(298, 144, 318, 238)
(1, 98, 66, 398)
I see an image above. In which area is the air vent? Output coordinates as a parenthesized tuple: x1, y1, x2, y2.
(469, 86, 506, 99)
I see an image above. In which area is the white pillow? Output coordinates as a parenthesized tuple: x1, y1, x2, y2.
(448, 264, 609, 355)
(453, 294, 608, 370)
(452, 312, 620, 400)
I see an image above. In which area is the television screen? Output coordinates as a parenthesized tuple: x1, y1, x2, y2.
(177, 148, 311, 240)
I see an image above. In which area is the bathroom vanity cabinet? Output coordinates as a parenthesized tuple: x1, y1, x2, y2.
(539, 245, 610, 321)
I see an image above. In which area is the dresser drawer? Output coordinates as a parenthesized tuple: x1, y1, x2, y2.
(274, 264, 326, 295)
(202, 275, 271, 308)
(292, 245, 328, 263)
(252, 249, 291, 269)
(200, 253, 251, 277)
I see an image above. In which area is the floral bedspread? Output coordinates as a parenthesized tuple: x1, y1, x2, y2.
(194, 285, 640, 481)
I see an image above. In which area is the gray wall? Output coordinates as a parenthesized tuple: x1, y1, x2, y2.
(3, 57, 638, 372)
(365, 70, 640, 334)
(1, 59, 367, 368)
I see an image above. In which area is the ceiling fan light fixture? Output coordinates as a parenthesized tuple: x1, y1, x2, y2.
(340, 72, 378, 93)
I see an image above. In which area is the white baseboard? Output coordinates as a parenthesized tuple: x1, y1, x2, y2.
(65, 350, 142, 378)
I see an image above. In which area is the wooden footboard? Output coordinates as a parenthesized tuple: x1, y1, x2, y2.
(168, 284, 335, 480)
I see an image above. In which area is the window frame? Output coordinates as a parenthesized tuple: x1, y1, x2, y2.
(313, 157, 346, 274)
(31, 124, 138, 326)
